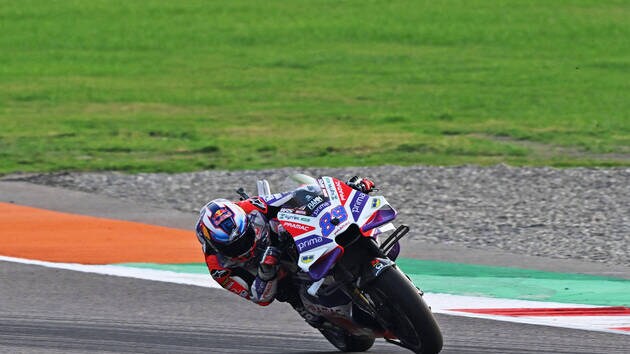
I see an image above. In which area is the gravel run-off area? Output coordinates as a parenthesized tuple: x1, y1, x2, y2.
(6, 165, 630, 267)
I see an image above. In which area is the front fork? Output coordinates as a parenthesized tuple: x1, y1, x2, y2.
(333, 257, 397, 329)
(313, 225, 411, 333)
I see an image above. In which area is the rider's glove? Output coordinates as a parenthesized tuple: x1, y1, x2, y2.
(257, 246, 281, 281)
(347, 176, 376, 194)
(269, 221, 291, 248)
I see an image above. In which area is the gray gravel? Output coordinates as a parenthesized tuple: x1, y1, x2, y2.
(6, 165, 630, 266)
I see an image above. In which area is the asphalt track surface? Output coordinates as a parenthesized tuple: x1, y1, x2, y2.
(2, 181, 630, 353)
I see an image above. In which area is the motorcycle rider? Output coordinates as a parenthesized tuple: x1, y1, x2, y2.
(194, 176, 376, 310)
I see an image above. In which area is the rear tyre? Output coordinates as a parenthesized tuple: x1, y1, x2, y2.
(319, 322, 375, 352)
(365, 267, 443, 354)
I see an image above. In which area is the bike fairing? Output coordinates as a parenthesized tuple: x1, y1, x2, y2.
(277, 177, 397, 278)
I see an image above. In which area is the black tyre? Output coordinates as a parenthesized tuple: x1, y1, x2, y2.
(365, 267, 443, 354)
(319, 323, 375, 352)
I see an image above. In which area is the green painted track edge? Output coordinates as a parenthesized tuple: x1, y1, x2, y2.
(116, 258, 630, 306)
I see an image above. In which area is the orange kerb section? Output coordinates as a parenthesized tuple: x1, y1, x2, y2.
(0, 202, 201, 264)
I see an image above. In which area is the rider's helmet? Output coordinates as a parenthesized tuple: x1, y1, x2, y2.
(197, 199, 269, 262)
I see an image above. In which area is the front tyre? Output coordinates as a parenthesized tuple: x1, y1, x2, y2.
(365, 267, 443, 354)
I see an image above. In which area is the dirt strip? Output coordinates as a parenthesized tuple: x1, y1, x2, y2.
(0, 202, 201, 264)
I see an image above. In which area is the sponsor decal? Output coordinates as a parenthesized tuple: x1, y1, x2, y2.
(350, 192, 367, 221)
(296, 235, 333, 253)
(371, 198, 381, 208)
(211, 208, 233, 227)
(225, 281, 249, 299)
(211, 269, 233, 286)
(210, 269, 229, 279)
(280, 207, 306, 215)
(311, 201, 331, 217)
(278, 213, 312, 223)
(331, 220, 351, 236)
(334, 179, 352, 204)
(200, 224, 211, 241)
(284, 222, 312, 232)
(301, 255, 315, 264)
(370, 258, 390, 276)
(282, 221, 316, 236)
(323, 178, 338, 201)
(306, 196, 324, 211)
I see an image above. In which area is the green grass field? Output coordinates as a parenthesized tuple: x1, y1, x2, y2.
(1, 0, 628, 174)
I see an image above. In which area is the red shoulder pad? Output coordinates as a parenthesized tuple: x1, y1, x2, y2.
(237, 197, 268, 214)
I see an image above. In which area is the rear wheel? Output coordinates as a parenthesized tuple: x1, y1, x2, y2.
(365, 267, 443, 354)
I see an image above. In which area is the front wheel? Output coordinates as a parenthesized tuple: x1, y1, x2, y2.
(364, 267, 443, 354)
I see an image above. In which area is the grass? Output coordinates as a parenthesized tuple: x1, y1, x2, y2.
(1, 0, 629, 174)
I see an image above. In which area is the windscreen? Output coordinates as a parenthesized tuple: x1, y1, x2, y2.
(278, 174, 330, 216)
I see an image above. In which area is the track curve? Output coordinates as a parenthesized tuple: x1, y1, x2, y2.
(1, 261, 629, 354)
(1, 181, 629, 353)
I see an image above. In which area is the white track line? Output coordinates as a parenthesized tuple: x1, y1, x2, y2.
(0, 255, 220, 288)
(2, 255, 629, 335)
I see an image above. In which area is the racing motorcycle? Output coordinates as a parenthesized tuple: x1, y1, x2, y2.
(240, 174, 443, 354)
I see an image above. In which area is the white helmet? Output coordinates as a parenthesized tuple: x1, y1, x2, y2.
(197, 199, 268, 261)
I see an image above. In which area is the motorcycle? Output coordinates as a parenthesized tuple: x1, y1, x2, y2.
(239, 174, 443, 354)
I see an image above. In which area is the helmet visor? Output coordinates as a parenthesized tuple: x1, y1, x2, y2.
(213, 222, 257, 258)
